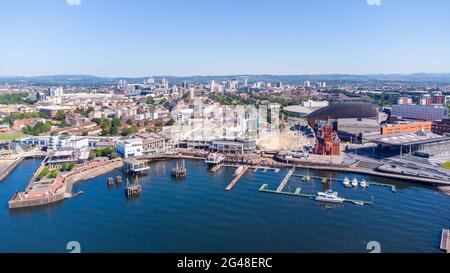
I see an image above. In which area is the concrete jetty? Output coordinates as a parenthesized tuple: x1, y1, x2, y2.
(226, 166, 249, 191)
(259, 184, 373, 206)
(276, 168, 295, 193)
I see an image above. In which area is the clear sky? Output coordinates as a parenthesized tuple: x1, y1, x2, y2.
(1, 0, 450, 77)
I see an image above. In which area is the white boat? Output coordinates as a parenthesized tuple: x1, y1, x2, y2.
(343, 177, 351, 187)
(360, 179, 368, 189)
(234, 166, 244, 176)
(315, 190, 346, 203)
(351, 178, 358, 187)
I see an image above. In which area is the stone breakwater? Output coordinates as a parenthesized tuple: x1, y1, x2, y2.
(64, 159, 123, 197)
(8, 159, 123, 209)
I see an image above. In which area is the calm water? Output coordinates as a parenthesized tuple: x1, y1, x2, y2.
(1, 159, 449, 253)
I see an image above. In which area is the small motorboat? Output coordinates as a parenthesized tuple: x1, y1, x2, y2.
(343, 177, 351, 187)
(304, 176, 311, 182)
(315, 190, 346, 203)
(351, 178, 358, 187)
(360, 179, 368, 189)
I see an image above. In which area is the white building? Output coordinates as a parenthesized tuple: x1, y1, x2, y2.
(116, 139, 144, 158)
(391, 104, 449, 121)
(301, 100, 329, 108)
(171, 108, 194, 124)
(397, 97, 413, 105)
(48, 136, 89, 151)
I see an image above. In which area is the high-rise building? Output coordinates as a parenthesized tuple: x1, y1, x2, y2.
(182, 81, 190, 89)
(227, 79, 238, 91)
(36, 91, 47, 102)
(304, 81, 311, 88)
(161, 78, 169, 89)
(189, 88, 195, 101)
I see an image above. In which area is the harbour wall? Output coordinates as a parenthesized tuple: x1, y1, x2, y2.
(64, 159, 123, 196)
(0, 157, 24, 182)
(8, 159, 123, 209)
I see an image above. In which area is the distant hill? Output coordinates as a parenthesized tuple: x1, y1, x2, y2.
(1, 73, 450, 85)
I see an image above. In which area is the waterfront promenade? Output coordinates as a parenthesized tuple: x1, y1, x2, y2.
(140, 149, 450, 186)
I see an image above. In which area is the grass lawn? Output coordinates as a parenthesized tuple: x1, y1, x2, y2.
(0, 132, 29, 141)
(442, 162, 450, 170)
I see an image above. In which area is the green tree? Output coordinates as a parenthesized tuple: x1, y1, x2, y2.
(146, 97, 155, 105)
(92, 118, 102, 125)
(0, 93, 34, 105)
(36, 167, 50, 181)
(22, 121, 52, 136)
(2, 112, 49, 124)
(122, 125, 139, 136)
(48, 169, 59, 179)
(110, 118, 121, 135)
(55, 110, 66, 121)
(101, 119, 112, 136)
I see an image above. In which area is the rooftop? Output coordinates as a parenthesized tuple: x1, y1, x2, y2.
(371, 131, 450, 146)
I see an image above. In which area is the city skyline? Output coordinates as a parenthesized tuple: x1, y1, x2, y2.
(1, 0, 450, 77)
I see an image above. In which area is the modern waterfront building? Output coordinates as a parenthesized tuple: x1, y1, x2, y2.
(48, 136, 90, 151)
(283, 101, 329, 118)
(209, 138, 256, 154)
(336, 118, 381, 143)
(391, 104, 448, 121)
(116, 139, 144, 158)
(370, 129, 450, 158)
(129, 133, 171, 154)
(381, 121, 432, 135)
(307, 103, 379, 129)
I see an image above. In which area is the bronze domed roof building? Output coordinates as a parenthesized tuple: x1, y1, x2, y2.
(307, 102, 378, 128)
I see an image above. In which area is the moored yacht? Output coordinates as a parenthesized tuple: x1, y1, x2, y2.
(351, 178, 358, 187)
(360, 179, 368, 189)
(343, 177, 351, 187)
(315, 190, 346, 203)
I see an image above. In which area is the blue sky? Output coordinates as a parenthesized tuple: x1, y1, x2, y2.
(1, 0, 450, 77)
